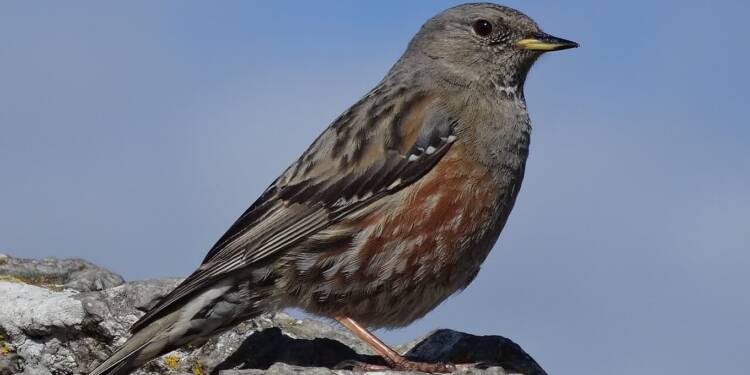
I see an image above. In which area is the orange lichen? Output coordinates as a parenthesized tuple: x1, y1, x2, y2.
(192, 361, 205, 375)
(163, 354, 180, 369)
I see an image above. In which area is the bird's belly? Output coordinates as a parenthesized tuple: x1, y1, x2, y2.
(285, 191, 504, 328)
(281, 148, 521, 328)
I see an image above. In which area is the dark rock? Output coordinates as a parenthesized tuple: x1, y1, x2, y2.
(405, 329, 547, 375)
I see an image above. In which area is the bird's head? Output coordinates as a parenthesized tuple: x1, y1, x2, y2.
(400, 3, 578, 89)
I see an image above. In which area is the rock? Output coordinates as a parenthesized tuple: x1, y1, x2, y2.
(404, 329, 546, 375)
(0, 282, 88, 374)
(217, 362, 422, 375)
(0, 256, 546, 375)
(0, 254, 124, 292)
(217, 362, 516, 375)
(0, 352, 22, 375)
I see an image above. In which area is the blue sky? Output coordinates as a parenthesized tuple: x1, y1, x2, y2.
(1, 1, 748, 374)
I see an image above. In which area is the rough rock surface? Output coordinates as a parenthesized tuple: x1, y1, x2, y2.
(0, 254, 124, 292)
(0, 255, 546, 375)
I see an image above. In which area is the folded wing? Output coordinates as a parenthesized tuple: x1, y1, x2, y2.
(131, 88, 458, 332)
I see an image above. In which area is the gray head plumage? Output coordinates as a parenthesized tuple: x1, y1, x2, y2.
(393, 3, 577, 89)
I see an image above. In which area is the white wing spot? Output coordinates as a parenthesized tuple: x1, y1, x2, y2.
(425, 146, 436, 155)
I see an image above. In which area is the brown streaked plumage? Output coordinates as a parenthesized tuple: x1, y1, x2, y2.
(288, 143, 507, 328)
(88, 3, 577, 374)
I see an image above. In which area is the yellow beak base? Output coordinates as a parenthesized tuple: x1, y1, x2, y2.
(516, 35, 579, 52)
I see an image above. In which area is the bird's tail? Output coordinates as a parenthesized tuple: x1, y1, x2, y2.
(88, 278, 249, 375)
(87, 310, 182, 375)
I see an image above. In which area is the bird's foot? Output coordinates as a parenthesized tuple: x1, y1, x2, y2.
(388, 358, 457, 373)
(334, 360, 392, 372)
(336, 358, 458, 373)
(334, 316, 474, 373)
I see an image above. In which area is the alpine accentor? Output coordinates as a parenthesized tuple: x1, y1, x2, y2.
(89, 3, 577, 374)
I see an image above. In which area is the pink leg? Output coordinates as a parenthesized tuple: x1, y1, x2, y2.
(335, 316, 456, 373)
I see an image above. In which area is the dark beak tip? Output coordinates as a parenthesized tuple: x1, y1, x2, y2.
(562, 41, 580, 50)
(550, 35, 579, 50)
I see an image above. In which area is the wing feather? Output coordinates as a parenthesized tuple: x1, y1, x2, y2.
(131, 89, 457, 332)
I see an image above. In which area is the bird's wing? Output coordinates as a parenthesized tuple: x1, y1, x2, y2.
(131, 89, 457, 332)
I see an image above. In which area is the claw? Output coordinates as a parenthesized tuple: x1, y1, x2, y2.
(389, 358, 456, 373)
(333, 359, 389, 371)
(334, 359, 393, 371)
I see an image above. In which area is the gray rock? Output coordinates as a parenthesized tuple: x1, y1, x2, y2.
(16, 365, 53, 375)
(217, 362, 515, 375)
(0, 254, 124, 292)
(218, 362, 419, 375)
(0, 257, 545, 375)
(0, 352, 22, 375)
(0, 282, 87, 374)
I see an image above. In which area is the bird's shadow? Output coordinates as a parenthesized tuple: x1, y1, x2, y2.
(211, 327, 384, 374)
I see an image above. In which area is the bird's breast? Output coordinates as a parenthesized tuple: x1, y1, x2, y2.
(284, 142, 525, 327)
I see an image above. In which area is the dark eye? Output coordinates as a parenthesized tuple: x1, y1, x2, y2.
(472, 19, 493, 37)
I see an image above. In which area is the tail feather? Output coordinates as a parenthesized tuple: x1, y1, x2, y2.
(88, 312, 179, 375)
(88, 278, 249, 375)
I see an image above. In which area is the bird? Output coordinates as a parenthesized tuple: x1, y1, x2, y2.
(88, 3, 577, 374)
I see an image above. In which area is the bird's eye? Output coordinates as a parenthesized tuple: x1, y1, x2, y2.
(472, 19, 493, 37)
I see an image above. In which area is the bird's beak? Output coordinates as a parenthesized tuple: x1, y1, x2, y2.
(516, 32, 579, 52)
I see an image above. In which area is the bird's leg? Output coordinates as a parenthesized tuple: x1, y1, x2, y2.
(335, 316, 456, 373)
